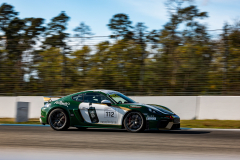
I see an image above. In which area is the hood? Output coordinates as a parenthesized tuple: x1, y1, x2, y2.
(131, 103, 175, 115)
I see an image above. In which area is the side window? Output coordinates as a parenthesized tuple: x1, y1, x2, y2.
(83, 92, 110, 103)
(72, 94, 83, 102)
(98, 94, 110, 103)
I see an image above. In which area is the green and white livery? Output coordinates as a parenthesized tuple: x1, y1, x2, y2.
(40, 90, 180, 132)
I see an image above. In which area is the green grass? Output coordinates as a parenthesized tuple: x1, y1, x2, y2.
(0, 118, 40, 124)
(0, 119, 240, 129)
(181, 120, 240, 129)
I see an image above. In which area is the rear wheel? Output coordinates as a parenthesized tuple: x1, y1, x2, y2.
(124, 112, 145, 132)
(48, 109, 69, 131)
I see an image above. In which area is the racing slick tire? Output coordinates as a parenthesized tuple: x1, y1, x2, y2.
(124, 111, 145, 133)
(48, 108, 69, 131)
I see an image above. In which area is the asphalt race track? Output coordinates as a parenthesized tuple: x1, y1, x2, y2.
(0, 126, 240, 160)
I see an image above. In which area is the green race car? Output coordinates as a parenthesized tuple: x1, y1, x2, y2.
(40, 90, 180, 132)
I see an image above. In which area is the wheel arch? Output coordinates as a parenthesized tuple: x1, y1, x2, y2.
(120, 109, 146, 129)
(46, 106, 70, 124)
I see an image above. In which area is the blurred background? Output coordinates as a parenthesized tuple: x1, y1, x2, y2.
(1, 1, 240, 160)
(0, 0, 239, 97)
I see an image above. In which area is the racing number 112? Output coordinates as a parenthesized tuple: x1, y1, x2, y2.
(106, 112, 114, 117)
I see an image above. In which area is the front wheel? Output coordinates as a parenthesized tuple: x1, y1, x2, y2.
(48, 108, 69, 131)
(124, 112, 145, 133)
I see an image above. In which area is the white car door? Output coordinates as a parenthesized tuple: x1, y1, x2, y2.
(92, 103, 118, 125)
(79, 92, 119, 124)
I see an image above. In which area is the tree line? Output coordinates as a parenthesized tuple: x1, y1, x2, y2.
(0, 0, 240, 96)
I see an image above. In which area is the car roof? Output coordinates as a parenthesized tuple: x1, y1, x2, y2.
(85, 89, 119, 94)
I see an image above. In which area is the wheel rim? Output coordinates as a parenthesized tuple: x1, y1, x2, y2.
(50, 111, 66, 129)
(125, 112, 143, 131)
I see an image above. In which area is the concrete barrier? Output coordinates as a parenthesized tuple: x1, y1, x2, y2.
(0, 96, 44, 119)
(18, 96, 44, 119)
(0, 97, 17, 118)
(0, 96, 240, 120)
(198, 96, 240, 120)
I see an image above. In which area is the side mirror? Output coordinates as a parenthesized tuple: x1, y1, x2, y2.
(101, 100, 111, 106)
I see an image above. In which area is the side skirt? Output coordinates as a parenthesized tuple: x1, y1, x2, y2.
(74, 124, 122, 129)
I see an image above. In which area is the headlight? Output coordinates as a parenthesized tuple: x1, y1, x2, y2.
(44, 103, 51, 108)
(148, 108, 161, 114)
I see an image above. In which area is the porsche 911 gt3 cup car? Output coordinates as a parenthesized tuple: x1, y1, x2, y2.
(40, 90, 180, 132)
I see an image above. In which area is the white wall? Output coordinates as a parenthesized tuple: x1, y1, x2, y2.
(0, 97, 17, 118)
(0, 96, 44, 119)
(0, 96, 240, 120)
(198, 96, 240, 120)
(18, 96, 44, 119)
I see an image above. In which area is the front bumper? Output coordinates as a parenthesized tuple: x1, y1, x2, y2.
(146, 115, 180, 130)
(40, 107, 49, 124)
(39, 117, 45, 125)
(158, 120, 180, 130)
(171, 123, 181, 130)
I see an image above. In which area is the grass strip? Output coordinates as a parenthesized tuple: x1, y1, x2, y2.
(0, 118, 40, 124)
(0, 119, 240, 129)
(181, 120, 240, 129)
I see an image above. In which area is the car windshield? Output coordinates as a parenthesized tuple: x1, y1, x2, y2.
(108, 92, 136, 104)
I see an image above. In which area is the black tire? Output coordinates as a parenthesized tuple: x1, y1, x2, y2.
(76, 127, 88, 130)
(124, 111, 145, 133)
(48, 108, 69, 131)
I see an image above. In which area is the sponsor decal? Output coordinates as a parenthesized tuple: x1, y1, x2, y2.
(109, 94, 119, 97)
(88, 107, 99, 123)
(90, 111, 96, 118)
(146, 117, 156, 120)
(146, 115, 156, 120)
(108, 92, 116, 95)
(54, 101, 70, 107)
(100, 121, 117, 124)
(130, 105, 142, 108)
(143, 113, 148, 115)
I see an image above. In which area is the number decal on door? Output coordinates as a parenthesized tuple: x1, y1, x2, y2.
(105, 111, 114, 117)
(104, 111, 116, 118)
